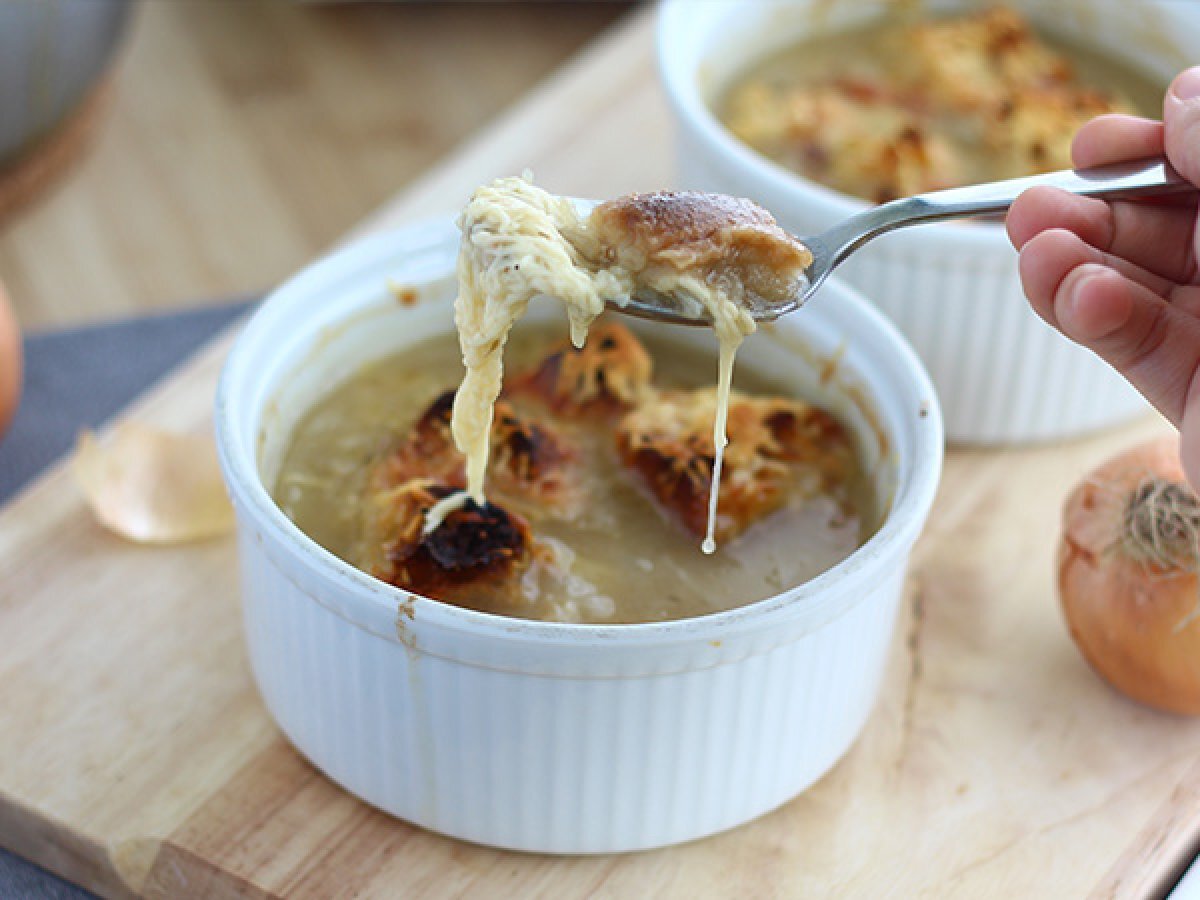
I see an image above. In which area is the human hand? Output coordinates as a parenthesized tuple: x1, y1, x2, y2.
(1007, 67, 1200, 487)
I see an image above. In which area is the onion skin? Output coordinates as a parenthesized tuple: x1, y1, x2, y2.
(1059, 437, 1200, 715)
(0, 281, 20, 438)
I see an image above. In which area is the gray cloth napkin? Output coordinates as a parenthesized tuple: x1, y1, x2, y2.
(0, 298, 253, 503)
(0, 298, 254, 898)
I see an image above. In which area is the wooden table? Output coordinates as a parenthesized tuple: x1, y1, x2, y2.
(0, 0, 628, 331)
(3, 5, 1200, 899)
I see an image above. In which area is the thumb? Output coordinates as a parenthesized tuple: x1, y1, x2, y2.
(1165, 67, 1200, 186)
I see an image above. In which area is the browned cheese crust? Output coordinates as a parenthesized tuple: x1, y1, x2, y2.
(585, 191, 812, 305)
(722, 7, 1135, 202)
(907, 7, 1120, 174)
(508, 319, 653, 418)
(370, 389, 581, 517)
(615, 389, 855, 542)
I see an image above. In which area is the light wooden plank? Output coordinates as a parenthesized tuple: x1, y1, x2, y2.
(0, 0, 627, 330)
(1, 6, 1198, 898)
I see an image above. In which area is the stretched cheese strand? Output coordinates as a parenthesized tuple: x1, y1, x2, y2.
(659, 275, 756, 554)
(703, 335, 738, 554)
(445, 175, 627, 520)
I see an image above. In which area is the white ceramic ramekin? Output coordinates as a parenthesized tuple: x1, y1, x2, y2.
(215, 221, 943, 853)
(658, 0, 1197, 444)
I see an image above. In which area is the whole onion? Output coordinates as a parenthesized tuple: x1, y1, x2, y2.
(0, 281, 20, 437)
(1059, 436, 1200, 715)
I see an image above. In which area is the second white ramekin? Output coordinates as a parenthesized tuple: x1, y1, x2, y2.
(658, 0, 1197, 444)
(215, 222, 942, 853)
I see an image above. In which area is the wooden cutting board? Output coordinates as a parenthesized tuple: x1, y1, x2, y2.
(2, 8, 1198, 898)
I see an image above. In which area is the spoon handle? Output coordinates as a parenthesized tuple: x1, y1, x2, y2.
(802, 156, 1195, 297)
(885, 155, 1190, 226)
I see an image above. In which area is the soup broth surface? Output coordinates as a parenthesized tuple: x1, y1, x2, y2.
(274, 322, 877, 624)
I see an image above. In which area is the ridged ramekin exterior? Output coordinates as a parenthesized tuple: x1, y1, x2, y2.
(658, 0, 1197, 444)
(216, 225, 943, 853)
(239, 519, 906, 852)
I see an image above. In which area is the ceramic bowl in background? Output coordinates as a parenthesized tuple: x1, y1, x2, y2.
(657, 0, 1196, 444)
(0, 0, 132, 164)
(215, 222, 942, 853)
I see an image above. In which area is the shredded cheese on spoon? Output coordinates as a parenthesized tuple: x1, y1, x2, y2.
(428, 176, 628, 533)
(437, 175, 809, 553)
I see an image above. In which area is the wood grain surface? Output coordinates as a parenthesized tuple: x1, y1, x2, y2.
(0, 78, 115, 225)
(1, 7, 1199, 899)
(0, 0, 627, 331)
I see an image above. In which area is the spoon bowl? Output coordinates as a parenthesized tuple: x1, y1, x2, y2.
(611, 156, 1191, 326)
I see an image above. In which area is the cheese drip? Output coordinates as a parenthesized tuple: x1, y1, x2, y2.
(652, 275, 756, 554)
(706, 333, 744, 554)
(449, 175, 627, 511)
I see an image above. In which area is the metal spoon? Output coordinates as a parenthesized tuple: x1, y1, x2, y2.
(612, 156, 1194, 326)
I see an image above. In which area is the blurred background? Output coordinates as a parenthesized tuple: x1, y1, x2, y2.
(0, 0, 631, 331)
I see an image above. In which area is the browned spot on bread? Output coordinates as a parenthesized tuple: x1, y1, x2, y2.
(489, 404, 581, 514)
(369, 389, 581, 517)
(369, 390, 462, 491)
(509, 320, 652, 418)
(363, 480, 532, 608)
(594, 191, 778, 249)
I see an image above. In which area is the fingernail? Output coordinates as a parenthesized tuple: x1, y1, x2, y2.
(1063, 268, 1098, 312)
(1171, 66, 1200, 103)
(1061, 264, 1106, 322)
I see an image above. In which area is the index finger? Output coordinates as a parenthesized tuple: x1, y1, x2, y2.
(1072, 114, 1164, 168)
(1007, 186, 1198, 285)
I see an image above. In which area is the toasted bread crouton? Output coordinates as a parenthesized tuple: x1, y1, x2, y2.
(583, 191, 812, 307)
(362, 479, 533, 609)
(509, 320, 653, 417)
(615, 389, 854, 542)
(370, 389, 581, 517)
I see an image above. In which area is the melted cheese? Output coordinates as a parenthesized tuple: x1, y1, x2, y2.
(705, 336, 740, 554)
(422, 488, 469, 535)
(450, 175, 628, 509)
(446, 176, 774, 552)
(646, 274, 756, 554)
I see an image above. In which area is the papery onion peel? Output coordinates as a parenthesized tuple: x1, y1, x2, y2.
(72, 423, 234, 544)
